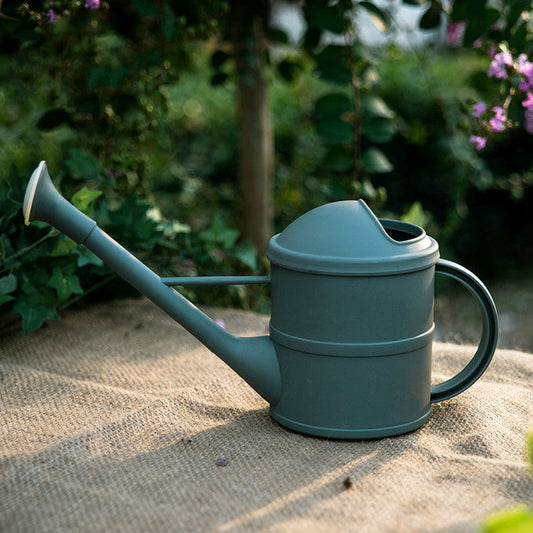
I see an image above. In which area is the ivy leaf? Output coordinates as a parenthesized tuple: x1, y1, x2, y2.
(47, 267, 84, 302)
(200, 214, 239, 249)
(71, 187, 102, 216)
(361, 95, 394, 119)
(0, 273, 17, 306)
(37, 108, 71, 130)
(75, 246, 104, 267)
(358, 1, 391, 33)
(314, 93, 352, 119)
(211, 50, 230, 69)
(463, 8, 500, 45)
(361, 148, 393, 173)
(361, 117, 396, 143)
(0, 273, 17, 294)
(323, 145, 353, 171)
(66, 149, 101, 180)
(315, 118, 354, 144)
(419, 5, 442, 30)
(277, 59, 302, 83)
(235, 242, 258, 270)
(13, 296, 60, 332)
(315, 45, 352, 85)
(307, 4, 346, 34)
(450, 0, 486, 22)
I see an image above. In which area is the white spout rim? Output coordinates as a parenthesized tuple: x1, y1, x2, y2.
(23, 161, 46, 226)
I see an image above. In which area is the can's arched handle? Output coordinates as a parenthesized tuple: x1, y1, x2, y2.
(430, 259, 498, 403)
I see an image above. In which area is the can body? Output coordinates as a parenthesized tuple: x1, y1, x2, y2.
(268, 264, 436, 439)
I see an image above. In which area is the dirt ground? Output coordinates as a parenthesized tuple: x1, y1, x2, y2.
(434, 276, 533, 354)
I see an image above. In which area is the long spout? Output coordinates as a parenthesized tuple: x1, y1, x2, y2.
(23, 162, 281, 404)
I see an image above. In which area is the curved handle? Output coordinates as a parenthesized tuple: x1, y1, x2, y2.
(430, 259, 498, 403)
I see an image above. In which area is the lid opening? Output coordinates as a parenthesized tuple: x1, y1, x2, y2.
(380, 219, 424, 242)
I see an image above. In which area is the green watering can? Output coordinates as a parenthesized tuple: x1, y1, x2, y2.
(23, 161, 498, 439)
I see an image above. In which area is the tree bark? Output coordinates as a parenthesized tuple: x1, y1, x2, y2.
(231, 1, 274, 255)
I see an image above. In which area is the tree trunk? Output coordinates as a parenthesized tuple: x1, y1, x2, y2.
(231, 1, 274, 255)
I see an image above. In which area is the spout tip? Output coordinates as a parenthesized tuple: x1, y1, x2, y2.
(23, 161, 47, 226)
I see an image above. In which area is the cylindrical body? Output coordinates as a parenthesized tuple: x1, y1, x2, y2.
(269, 266, 435, 438)
(266, 200, 440, 438)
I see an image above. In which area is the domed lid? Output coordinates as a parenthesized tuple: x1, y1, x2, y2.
(267, 200, 439, 275)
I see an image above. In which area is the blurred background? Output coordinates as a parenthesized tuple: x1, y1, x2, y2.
(1, 0, 532, 351)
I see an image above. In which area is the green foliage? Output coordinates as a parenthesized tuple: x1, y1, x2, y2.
(3, 0, 533, 334)
(483, 506, 533, 533)
(302, 0, 397, 200)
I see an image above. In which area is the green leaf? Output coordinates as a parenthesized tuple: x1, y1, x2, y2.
(315, 118, 354, 144)
(75, 246, 104, 267)
(0, 273, 17, 295)
(358, 1, 391, 33)
(402, 0, 426, 5)
(451, 0, 486, 22)
(235, 242, 258, 270)
(47, 267, 84, 302)
(401, 202, 429, 227)
(269, 28, 289, 44)
(361, 117, 396, 143)
(463, 8, 500, 45)
(278, 59, 302, 83)
(13, 297, 60, 332)
(0, 294, 15, 306)
(323, 146, 353, 171)
(200, 214, 239, 248)
(361, 95, 394, 119)
(51, 236, 77, 257)
(211, 72, 229, 86)
(37, 108, 71, 131)
(308, 4, 346, 34)
(66, 149, 101, 180)
(314, 93, 352, 119)
(419, 5, 442, 30)
(71, 187, 102, 216)
(211, 50, 230, 69)
(315, 45, 352, 85)
(482, 505, 533, 533)
(361, 148, 393, 173)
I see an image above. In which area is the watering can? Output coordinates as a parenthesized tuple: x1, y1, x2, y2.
(23, 161, 498, 439)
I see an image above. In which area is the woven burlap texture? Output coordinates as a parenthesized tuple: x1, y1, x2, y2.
(1, 298, 532, 533)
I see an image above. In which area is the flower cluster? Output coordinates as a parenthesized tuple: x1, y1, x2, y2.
(44, 0, 100, 25)
(469, 47, 533, 149)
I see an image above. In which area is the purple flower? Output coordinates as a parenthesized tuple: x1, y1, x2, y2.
(46, 9, 57, 23)
(489, 118, 505, 132)
(488, 51, 513, 79)
(519, 77, 533, 92)
(469, 135, 487, 150)
(522, 93, 533, 110)
(215, 457, 228, 467)
(472, 102, 487, 118)
(492, 106, 506, 121)
(85, 0, 100, 9)
(446, 22, 466, 43)
(525, 109, 533, 135)
(516, 54, 533, 76)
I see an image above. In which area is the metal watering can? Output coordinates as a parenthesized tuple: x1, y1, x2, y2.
(23, 161, 498, 439)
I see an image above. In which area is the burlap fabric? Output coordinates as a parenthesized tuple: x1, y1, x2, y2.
(1, 298, 532, 532)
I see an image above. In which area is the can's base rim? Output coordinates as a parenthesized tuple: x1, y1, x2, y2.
(269, 408, 432, 440)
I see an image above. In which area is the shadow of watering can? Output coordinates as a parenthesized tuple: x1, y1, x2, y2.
(23, 161, 498, 439)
